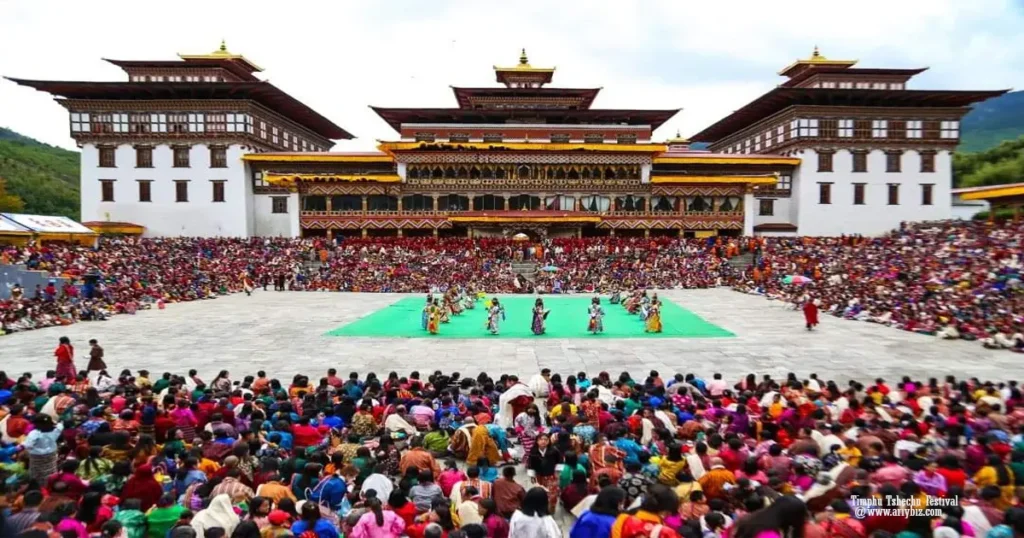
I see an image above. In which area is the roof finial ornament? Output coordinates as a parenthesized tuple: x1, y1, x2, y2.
(519, 48, 529, 65)
(219, 39, 227, 53)
(812, 45, 820, 58)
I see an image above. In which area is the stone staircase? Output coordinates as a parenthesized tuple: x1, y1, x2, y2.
(0, 264, 68, 299)
(727, 252, 755, 271)
(511, 261, 538, 286)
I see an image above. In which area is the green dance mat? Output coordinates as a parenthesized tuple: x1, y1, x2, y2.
(326, 296, 734, 339)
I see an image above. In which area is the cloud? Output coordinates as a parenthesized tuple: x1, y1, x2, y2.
(0, 0, 1019, 152)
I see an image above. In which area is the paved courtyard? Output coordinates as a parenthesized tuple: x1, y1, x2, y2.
(2, 288, 1015, 384)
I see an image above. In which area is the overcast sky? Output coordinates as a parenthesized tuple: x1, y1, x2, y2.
(1, 0, 1021, 152)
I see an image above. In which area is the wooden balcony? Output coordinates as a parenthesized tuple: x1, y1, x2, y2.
(300, 209, 744, 220)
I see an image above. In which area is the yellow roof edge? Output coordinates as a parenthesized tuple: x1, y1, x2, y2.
(264, 173, 401, 184)
(650, 175, 778, 185)
(959, 185, 1024, 201)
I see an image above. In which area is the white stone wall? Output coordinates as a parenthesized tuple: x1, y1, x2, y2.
(252, 193, 300, 237)
(792, 149, 952, 236)
(81, 143, 250, 237)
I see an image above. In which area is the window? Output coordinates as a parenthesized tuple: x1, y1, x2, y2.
(135, 146, 152, 168)
(919, 183, 934, 206)
(616, 134, 638, 144)
(210, 146, 227, 168)
(98, 147, 116, 168)
(776, 126, 784, 145)
(271, 197, 288, 214)
(776, 175, 792, 190)
(940, 120, 959, 139)
(173, 146, 190, 167)
(796, 118, 819, 137)
(187, 113, 205, 133)
(100, 180, 115, 202)
(550, 133, 570, 143)
(856, 82, 871, 89)
(211, 181, 226, 202)
(303, 195, 328, 211)
(758, 199, 774, 216)
(906, 120, 922, 139)
(920, 151, 936, 173)
(448, 133, 470, 143)
(584, 133, 605, 144)
(887, 184, 899, 205)
(482, 133, 503, 143)
(112, 113, 128, 133)
(817, 151, 833, 172)
(413, 132, 434, 143)
(226, 113, 249, 133)
(890, 83, 904, 90)
(764, 130, 773, 148)
(818, 183, 832, 205)
(872, 82, 887, 90)
(174, 180, 189, 203)
(128, 113, 151, 133)
(852, 151, 867, 173)
(872, 120, 888, 138)
(754, 134, 762, 152)
(259, 120, 267, 139)
(206, 113, 227, 133)
(838, 119, 854, 137)
(70, 112, 91, 133)
(839, 81, 853, 89)
(138, 180, 152, 202)
(252, 171, 267, 188)
(886, 151, 902, 173)
(168, 113, 188, 133)
(853, 183, 866, 205)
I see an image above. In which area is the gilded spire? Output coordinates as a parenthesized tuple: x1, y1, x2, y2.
(219, 39, 227, 53)
(812, 45, 821, 59)
(519, 48, 529, 65)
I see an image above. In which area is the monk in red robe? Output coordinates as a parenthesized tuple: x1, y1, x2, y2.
(803, 299, 819, 331)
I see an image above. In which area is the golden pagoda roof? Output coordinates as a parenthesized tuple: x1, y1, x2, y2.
(178, 40, 263, 72)
(493, 49, 555, 74)
(665, 130, 690, 144)
(778, 46, 857, 76)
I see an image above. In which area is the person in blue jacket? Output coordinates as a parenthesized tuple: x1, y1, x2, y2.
(570, 486, 626, 538)
(290, 501, 339, 538)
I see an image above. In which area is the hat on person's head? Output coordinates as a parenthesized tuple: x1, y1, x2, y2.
(267, 510, 290, 526)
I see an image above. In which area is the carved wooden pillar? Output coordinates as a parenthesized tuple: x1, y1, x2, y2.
(397, 229, 403, 238)
(361, 195, 368, 212)
(396, 196, 403, 211)
(432, 227, 439, 237)
(503, 195, 509, 210)
(325, 195, 333, 212)
(360, 228, 367, 238)
(432, 194, 439, 211)
(643, 228, 650, 238)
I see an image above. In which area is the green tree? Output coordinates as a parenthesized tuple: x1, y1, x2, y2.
(0, 176, 25, 212)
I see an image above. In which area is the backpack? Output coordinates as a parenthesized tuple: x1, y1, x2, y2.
(306, 476, 345, 525)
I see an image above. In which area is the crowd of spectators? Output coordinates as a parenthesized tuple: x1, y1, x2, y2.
(1, 219, 1021, 352)
(4, 361, 1024, 538)
(736, 220, 1023, 353)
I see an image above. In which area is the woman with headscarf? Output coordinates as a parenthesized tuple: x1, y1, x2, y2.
(121, 464, 164, 511)
(191, 494, 241, 538)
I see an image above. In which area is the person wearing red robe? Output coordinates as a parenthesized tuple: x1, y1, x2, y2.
(803, 300, 819, 331)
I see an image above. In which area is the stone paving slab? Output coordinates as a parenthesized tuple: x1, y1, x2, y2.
(0, 289, 1016, 384)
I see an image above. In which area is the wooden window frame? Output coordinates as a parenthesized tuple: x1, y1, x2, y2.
(886, 151, 902, 173)
(100, 179, 115, 202)
(758, 199, 775, 216)
(852, 151, 868, 173)
(135, 146, 153, 168)
(921, 184, 934, 206)
(98, 146, 116, 168)
(920, 151, 936, 173)
(173, 146, 191, 168)
(211, 180, 226, 203)
(853, 183, 866, 205)
(818, 182, 832, 205)
(887, 183, 900, 205)
(209, 146, 228, 168)
(174, 180, 189, 203)
(137, 180, 152, 203)
(271, 196, 288, 214)
(817, 151, 833, 172)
